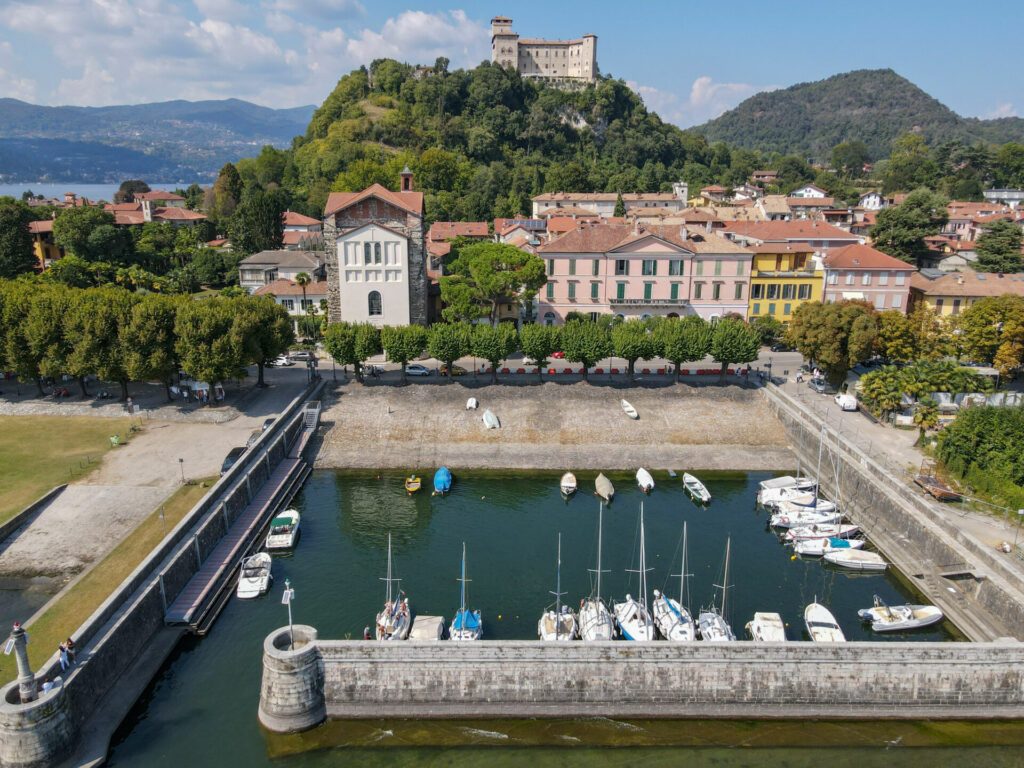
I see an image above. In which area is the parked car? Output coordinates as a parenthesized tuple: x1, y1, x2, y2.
(267, 355, 293, 367)
(405, 364, 432, 377)
(439, 363, 468, 377)
(261, 417, 276, 432)
(834, 393, 859, 411)
(551, 351, 565, 359)
(808, 379, 837, 395)
(288, 350, 314, 362)
(246, 429, 263, 449)
(220, 447, 247, 475)
(770, 342, 794, 352)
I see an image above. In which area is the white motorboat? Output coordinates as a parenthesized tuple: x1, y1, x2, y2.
(770, 497, 837, 515)
(466, 397, 479, 410)
(757, 475, 817, 504)
(450, 542, 482, 641)
(539, 533, 578, 641)
(769, 510, 843, 529)
(804, 601, 846, 642)
(652, 521, 695, 642)
(762, 488, 827, 508)
(698, 537, 736, 642)
(636, 468, 655, 494)
(236, 552, 272, 599)
(482, 409, 500, 429)
(823, 549, 887, 571)
(560, 472, 577, 497)
(793, 537, 865, 557)
(784, 523, 860, 542)
(858, 596, 944, 632)
(408, 615, 445, 641)
(745, 611, 786, 642)
(613, 503, 656, 641)
(265, 509, 300, 550)
(682, 473, 711, 504)
(375, 533, 411, 641)
(580, 501, 615, 641)
(621, 399, 639, 419)
(595, 473, 615, 502)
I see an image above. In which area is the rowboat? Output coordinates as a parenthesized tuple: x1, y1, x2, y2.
(793, 537, 865, 557)
(805, 601, 845, 642)
(236, 552, 272, 599)
(621, 399, 638, 419)
(636, 468, 655, 494)
(465, 397, 479, 410)
(433, 467, 452, 496)
(858, 596, 944, 632)
(265, 510, 300, 550)
(404, 475, 421, 494)
(745, 611, 786, 642)
(594, 473, 615, 502)
(560, 472, 577, 497)
(823, 549, 887, 572)
(682, 473, 711, 504)
(482, 409, 500, 429)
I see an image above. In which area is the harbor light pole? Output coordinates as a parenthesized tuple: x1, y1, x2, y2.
(282, 579, 296, 650)
(178, 458, 185, 484)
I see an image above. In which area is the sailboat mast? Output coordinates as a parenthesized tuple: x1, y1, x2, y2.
(460, 542, 467, 615)
(596, 501, 603, 600)
(813, 421, 825, 506)
(721, 537, 731, 618)
(639, 502, 648, 613)
(679, 522, 688, 607)
(555, 533, 562, 639)
(386, 533, 393, 605)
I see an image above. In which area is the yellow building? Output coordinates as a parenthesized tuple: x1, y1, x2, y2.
(910, 268, 1024, 316)
(28, 220, 63, 271)
(746, 243, 823, 322)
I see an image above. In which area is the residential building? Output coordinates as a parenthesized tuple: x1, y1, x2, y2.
(28, 219, 63, 270)
(698, 185, 730, 204)
(858, 191, 885, 211)
(746, 243, 824, 323)
(238, 250, 325, 293)
(323, 175, 427, 326)
(786, 196, 834, 219)
(254, 278, 329, 318)
(133, 190, 186, 208)
(944, 201, 1009, 240)
(491, 16, 597, 85)
(789, 184, 828, 199)
(821, 243, 914, 312)
(756, 195, 792, 221)
(102, 200, 207, 227)
(532, 190, 686, 218)
(732, 183, 762, 202)
(722, 220, 864, 250)
(984, 189, 1024, 209)
(282, 210, 323, 250)
(910, 268, 1024, 316)
(426, 221, 490, 278)
(751, 170, 779, 185)
(536, 223, 752, 324)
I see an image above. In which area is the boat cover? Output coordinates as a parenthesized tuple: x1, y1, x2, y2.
(452, 609, 480, 631)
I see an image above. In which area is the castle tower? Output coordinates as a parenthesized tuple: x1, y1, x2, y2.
(491, 16, 518, 70)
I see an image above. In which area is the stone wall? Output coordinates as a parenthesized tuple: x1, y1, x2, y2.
(259, 635, 1024, 727)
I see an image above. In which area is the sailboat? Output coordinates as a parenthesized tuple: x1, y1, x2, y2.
(698, 537, 737, 641)
(579, 500, 615, 641)
(538, 533, 578, 641)
(375, 532, 411, 640)
(449, 542, 482, 641)
(612, 502, 657, 641)
(652, 521, 696, 641)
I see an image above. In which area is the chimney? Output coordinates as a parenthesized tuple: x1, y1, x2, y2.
(400, 166, 414, 192)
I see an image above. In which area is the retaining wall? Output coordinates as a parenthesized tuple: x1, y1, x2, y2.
(0, 486, 67, 545)
(259, 632, 1024, 725)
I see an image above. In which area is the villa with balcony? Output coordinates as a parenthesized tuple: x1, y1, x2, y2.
(746, 243, 824, 323)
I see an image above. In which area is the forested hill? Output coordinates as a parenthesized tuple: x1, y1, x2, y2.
(695, 69, 1024, 161)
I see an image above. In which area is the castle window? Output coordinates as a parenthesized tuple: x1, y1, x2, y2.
(368, 291, 382, 317)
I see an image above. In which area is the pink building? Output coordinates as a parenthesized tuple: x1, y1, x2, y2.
(822, 244, 914, 313)
(536, 224, 752, 324)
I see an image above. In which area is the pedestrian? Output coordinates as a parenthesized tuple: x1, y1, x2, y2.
(64, 637, 76, 663)
(58, 643, 69, 671)
(363, 626, 371, 640)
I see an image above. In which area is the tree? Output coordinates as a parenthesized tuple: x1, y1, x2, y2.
(611, 318, 656, 377)
(519, 323, 561, 381)
(710, 317, 760, 380)
(1, 281, 46, 393)
(614, 192, 626, 217)
(0, 198, 36, 277)
(874, 310, 916, 363)
(211, 163, 244, 224)
(427, 322, 471, 380)
(294, 272, 311, 313)
(560, 321, 612, 381)
(913, 396, 939, 442)
(231, 296, 295, 387)
(440, 242, 546, 325)
(381, 324, 428, 384)
(230, 187, 285, 256)
(122, 294, 182, 400)
(749, 315, 784, 346)
(654, 316, 713, 380)
(175, 298, 248, 387)
(788, 300, 877, 386)
(113, 180, 150, 204)
(52, 207, 119, 261)
(324, 321, 381, 381)
(975, 220, 1024, 273)
(908, 302, 950, 360)
(869, 188, 947, 264)
(882, 133, 939, 193)
(470, 322, 518, 384)
(63, 287, 137, 398)
(958, 295, 1024, 366)
(831, 141, 870, 178)
(24, 283, 74, 386)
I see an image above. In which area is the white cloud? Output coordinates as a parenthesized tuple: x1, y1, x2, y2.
(987, 102, 1017, 119)
(265, 0, 365, 18)
(629, 76, 774, 128)
(0, 41, 36, 101)
(345, 10, 488, 70)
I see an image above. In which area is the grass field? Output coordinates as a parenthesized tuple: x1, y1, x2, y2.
(0, 416, 133, 525)
(0, 478, 214, 682)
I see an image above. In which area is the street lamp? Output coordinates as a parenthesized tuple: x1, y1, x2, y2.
(766, 357, 773, 384)
(178, 458, 185, 483)
(282, 578, 296, 650)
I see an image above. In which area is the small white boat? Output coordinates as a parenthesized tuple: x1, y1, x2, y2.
(858, 596, 944, 632)
(466, 397, 479, 410)
(375, 533, 411, 641)
(763, 488, 825, 508)
(770, 497, 837, 515)
(539, 534, 578, 641)
(408, 615, 445, 641)
(265, 509, 300, 550)
(682, 473, 711, 504)
(757, 475, 817, 504)
(698, 537, 736, 642)
(784, 523, 860, 542)
(805, 601, 846, 642)
(236, 552, 272, 599)
(560, 472, 577, 497)
(824, 549, 887, 571)
(621, 399, 638, 419)
(769, 510, 843, 529)
(580, 501, 615, 641)
(595, 473, 615, 502)
(482, 409, 500, 429)
(793, 537, 865, 557)
(745, 611, 786, 642)
(636, 468, 655, 494)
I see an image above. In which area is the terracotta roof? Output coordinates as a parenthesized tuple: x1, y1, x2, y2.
(675, 208, 716, 222)
(153, 207, 206, 222)
(134, 190, 185, 202)
(428, 221, 490, 240)
(749, 242, 815, 254)
(428, 241, 453, 258)
(104, 202, 142, 212)
(627, 206, 675, 218)
(533, 191, 678, 203)
(323, 183, 423, 218)
(758, 195, 791, 214)
(283, 210, 322, 227)
(253, 279, 329, 298)
(28, 220, 53, 234)
(700, 185, 728, 194)
(911, 269, 1024, 298)
(546, 216, 596, 235)
(539, 223, 751, 255)
(282, 230, 321, 246)
(947, 201, 1008, 219)
(206, 239, 229, 247)
(240, 250, 324, 269)
(722, 220, 860, 243)
(823, 244, 915, 271)
(786, 196, 835, 207)
(538, 205, 599, 217)
(113, 211, 145, 225)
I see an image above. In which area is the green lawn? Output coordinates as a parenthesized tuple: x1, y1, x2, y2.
(0, 478, 215, 682)
(0, 416, 133, 524)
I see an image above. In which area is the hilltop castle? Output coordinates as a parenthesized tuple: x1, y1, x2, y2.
(490, 16, 597, 85)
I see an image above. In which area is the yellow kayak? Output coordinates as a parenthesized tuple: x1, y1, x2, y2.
(404, 475, 422, 494)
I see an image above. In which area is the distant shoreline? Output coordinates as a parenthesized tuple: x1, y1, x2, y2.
(0, 181, 207, 201)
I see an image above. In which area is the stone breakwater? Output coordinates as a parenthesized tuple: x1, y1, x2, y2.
(259, 628, 1024, 729)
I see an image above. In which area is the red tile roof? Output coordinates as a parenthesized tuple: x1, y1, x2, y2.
(153, 207, 206, 222)
(722, 220, 860, 242)
(206, 239, 229, 248)
(823, 244, 915, 271)
(253, 279, 329, 298)
(104, 202, 142, 212)
(911, 269, 1024, 298)
(428, 221, 489, 240)
(283, 210, 322, 227)
(538, 205, 599, 217)
(786, 196, 835, 207)
(134, 190, 185, 202)
(28, 220, 53, 234)
(282, 230, 320, 246)
(539, 223, 750, 254)
(323, 184, 423, 218)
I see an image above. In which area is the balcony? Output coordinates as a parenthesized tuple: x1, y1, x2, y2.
(752, 270, 818, 278)
(609, 297, 690, 307)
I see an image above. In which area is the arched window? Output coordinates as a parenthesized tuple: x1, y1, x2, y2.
(368, 291, 382, 317)
(667, 312, 680, 319)
(544, 311, 555, 327)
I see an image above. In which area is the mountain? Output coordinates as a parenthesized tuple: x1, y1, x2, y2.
(695, 69, 1024, 161)
(0, 98, 315, 183)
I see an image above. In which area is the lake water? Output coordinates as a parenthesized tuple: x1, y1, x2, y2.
(104, 470, 1017, 767)
(0, 182, 202, 202)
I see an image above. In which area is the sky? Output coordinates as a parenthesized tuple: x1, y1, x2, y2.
(0, 0, 1021, 128)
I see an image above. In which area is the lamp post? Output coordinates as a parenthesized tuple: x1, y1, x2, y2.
(178, 458, 185, 484)
(282, 579, 296, 650)
(766, 357, 773, 385)
(1014, 510, 1024, 552)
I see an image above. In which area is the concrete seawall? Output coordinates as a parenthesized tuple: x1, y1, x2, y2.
(259, 632, 1024, 727)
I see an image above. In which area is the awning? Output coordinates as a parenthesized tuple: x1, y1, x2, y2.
(840, 291, 865, 299)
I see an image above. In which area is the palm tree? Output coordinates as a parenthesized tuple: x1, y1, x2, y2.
(913, 397, 940, 444)
(294, 272, 311, 313)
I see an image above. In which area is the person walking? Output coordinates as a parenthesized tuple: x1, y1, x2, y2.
(58, 643, 69, 671)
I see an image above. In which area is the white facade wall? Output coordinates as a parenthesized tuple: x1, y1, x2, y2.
(335, 224, 411, 325)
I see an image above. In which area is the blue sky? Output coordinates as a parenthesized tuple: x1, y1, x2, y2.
(0, 0, 1021, 127)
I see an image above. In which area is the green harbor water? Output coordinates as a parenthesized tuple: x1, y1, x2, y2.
(107, 470, 1024, 766)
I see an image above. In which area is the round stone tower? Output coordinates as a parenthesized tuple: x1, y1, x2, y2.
(258, 625, 325, 733)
